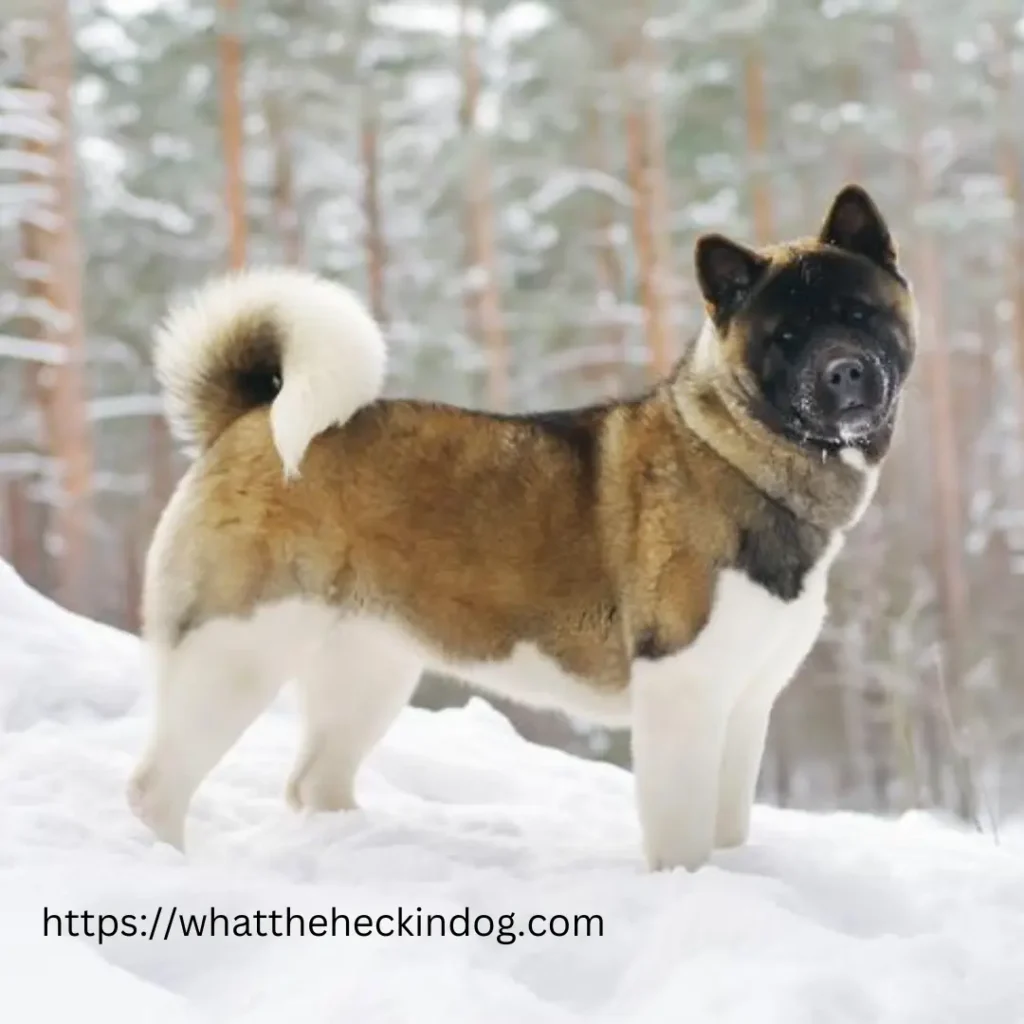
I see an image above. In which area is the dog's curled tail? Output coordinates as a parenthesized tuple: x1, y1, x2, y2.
(154, 268, 386, 477)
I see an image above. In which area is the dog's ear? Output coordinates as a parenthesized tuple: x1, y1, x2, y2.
(819, 184, 897, 270)
(694, 234, 769, 318)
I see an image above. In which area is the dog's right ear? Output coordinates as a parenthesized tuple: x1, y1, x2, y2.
(694, 234, 770, 320)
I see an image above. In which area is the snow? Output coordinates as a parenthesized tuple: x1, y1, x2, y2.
(87, 393, 165, 423)
(2, 559, 1024, 1023)
(528, 170, 633, 214)
(0, 334, 68, 364)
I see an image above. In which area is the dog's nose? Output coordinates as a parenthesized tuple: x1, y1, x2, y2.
(821, 355, 868, 411)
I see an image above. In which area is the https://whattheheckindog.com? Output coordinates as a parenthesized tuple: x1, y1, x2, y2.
(42, 904, 604, 946)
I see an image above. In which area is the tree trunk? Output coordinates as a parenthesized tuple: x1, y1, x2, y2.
(265, 93, 302, 266)
(897, 18, 975, 823)
(616, 18, 676, 381)
(218, 0, 246, 269)
(641, 34, 678, 370)
(3, 475, 43, 588)
(122, 524, 142, 634)
(23, 3, 95, 613)
(584, 96, 626, 393)
(991, 27, 1024, 387)
(360, 92, 388, 327)
(840, 62, 862, 184)
(743, 41, 775, 243)
(458, 0, 509, 410)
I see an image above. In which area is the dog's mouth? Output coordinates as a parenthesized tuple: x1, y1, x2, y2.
(787, 406, 885, 451)
(834, 407, 877, 443)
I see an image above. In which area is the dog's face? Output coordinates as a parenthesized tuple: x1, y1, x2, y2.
(694, 186, 916, 459)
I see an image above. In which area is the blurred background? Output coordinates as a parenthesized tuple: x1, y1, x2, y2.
(2, 0, 1023, 827)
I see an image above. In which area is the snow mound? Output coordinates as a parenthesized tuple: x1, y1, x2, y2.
(0, 561, 143, 730)
(2, 558, 1023, 1022)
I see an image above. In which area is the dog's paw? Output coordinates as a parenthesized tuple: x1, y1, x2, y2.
(285, 749, 358, 814)
(714, 819, 750, 850)
(715, 804, 752, 850)
(127, 761, 186, 850)
(643, 831, 714, 873)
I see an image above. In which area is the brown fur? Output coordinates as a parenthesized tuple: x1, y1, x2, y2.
(154, 384, 848, 682)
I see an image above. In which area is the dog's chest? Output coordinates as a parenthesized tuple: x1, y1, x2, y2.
(633, 535, 839, 700)
(436, 533, 842, 725)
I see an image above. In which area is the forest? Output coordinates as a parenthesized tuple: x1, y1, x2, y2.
(2, 0, 1023, 828)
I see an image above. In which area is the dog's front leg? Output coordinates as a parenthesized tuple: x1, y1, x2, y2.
(631, 673, 732, 872)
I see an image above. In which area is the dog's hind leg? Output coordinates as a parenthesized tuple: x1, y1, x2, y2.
(127, 601, 332, 848)
(286, 618, 423, 814)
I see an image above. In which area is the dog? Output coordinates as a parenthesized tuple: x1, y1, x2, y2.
(127, 184, 916, 871)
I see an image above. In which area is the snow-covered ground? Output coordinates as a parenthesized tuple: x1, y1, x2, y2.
(2, 559, 1023, 1023)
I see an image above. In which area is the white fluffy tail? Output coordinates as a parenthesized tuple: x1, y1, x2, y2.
(154, 268, 386, 477)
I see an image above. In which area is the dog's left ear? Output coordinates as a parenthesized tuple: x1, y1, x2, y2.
(819, 185, 897, 270)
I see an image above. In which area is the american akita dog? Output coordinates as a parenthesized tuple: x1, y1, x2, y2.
(128, 185, 915, 871)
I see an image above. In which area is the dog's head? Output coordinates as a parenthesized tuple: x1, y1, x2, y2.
(693, 185, 916, 461)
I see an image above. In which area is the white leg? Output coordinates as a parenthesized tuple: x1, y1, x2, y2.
(127, 624, 284, 849)
(715, 687, 777, 849)
(286, 618, 423, 813)
(631, 674, 733, 872)
(715, 612, 825, 849)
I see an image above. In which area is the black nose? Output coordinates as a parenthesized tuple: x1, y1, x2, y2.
(822, 355, 868, 411)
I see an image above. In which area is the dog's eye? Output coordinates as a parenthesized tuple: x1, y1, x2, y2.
(845, 301, 874, 323)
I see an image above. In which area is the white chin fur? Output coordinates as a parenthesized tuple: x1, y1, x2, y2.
(839, 445, 879, 526)
(838, 446, 868, 470)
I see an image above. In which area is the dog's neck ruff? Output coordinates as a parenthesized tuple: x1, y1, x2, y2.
(673, 320, 879, 534)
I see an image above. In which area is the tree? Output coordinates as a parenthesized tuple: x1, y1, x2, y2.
(458, 0, 509, 410)
(218, 0, 247, 269)
(10, 4, 94, 612)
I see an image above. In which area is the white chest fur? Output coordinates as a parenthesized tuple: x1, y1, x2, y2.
(636, 531, 842, 702)
(629, 530, 844, 871)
